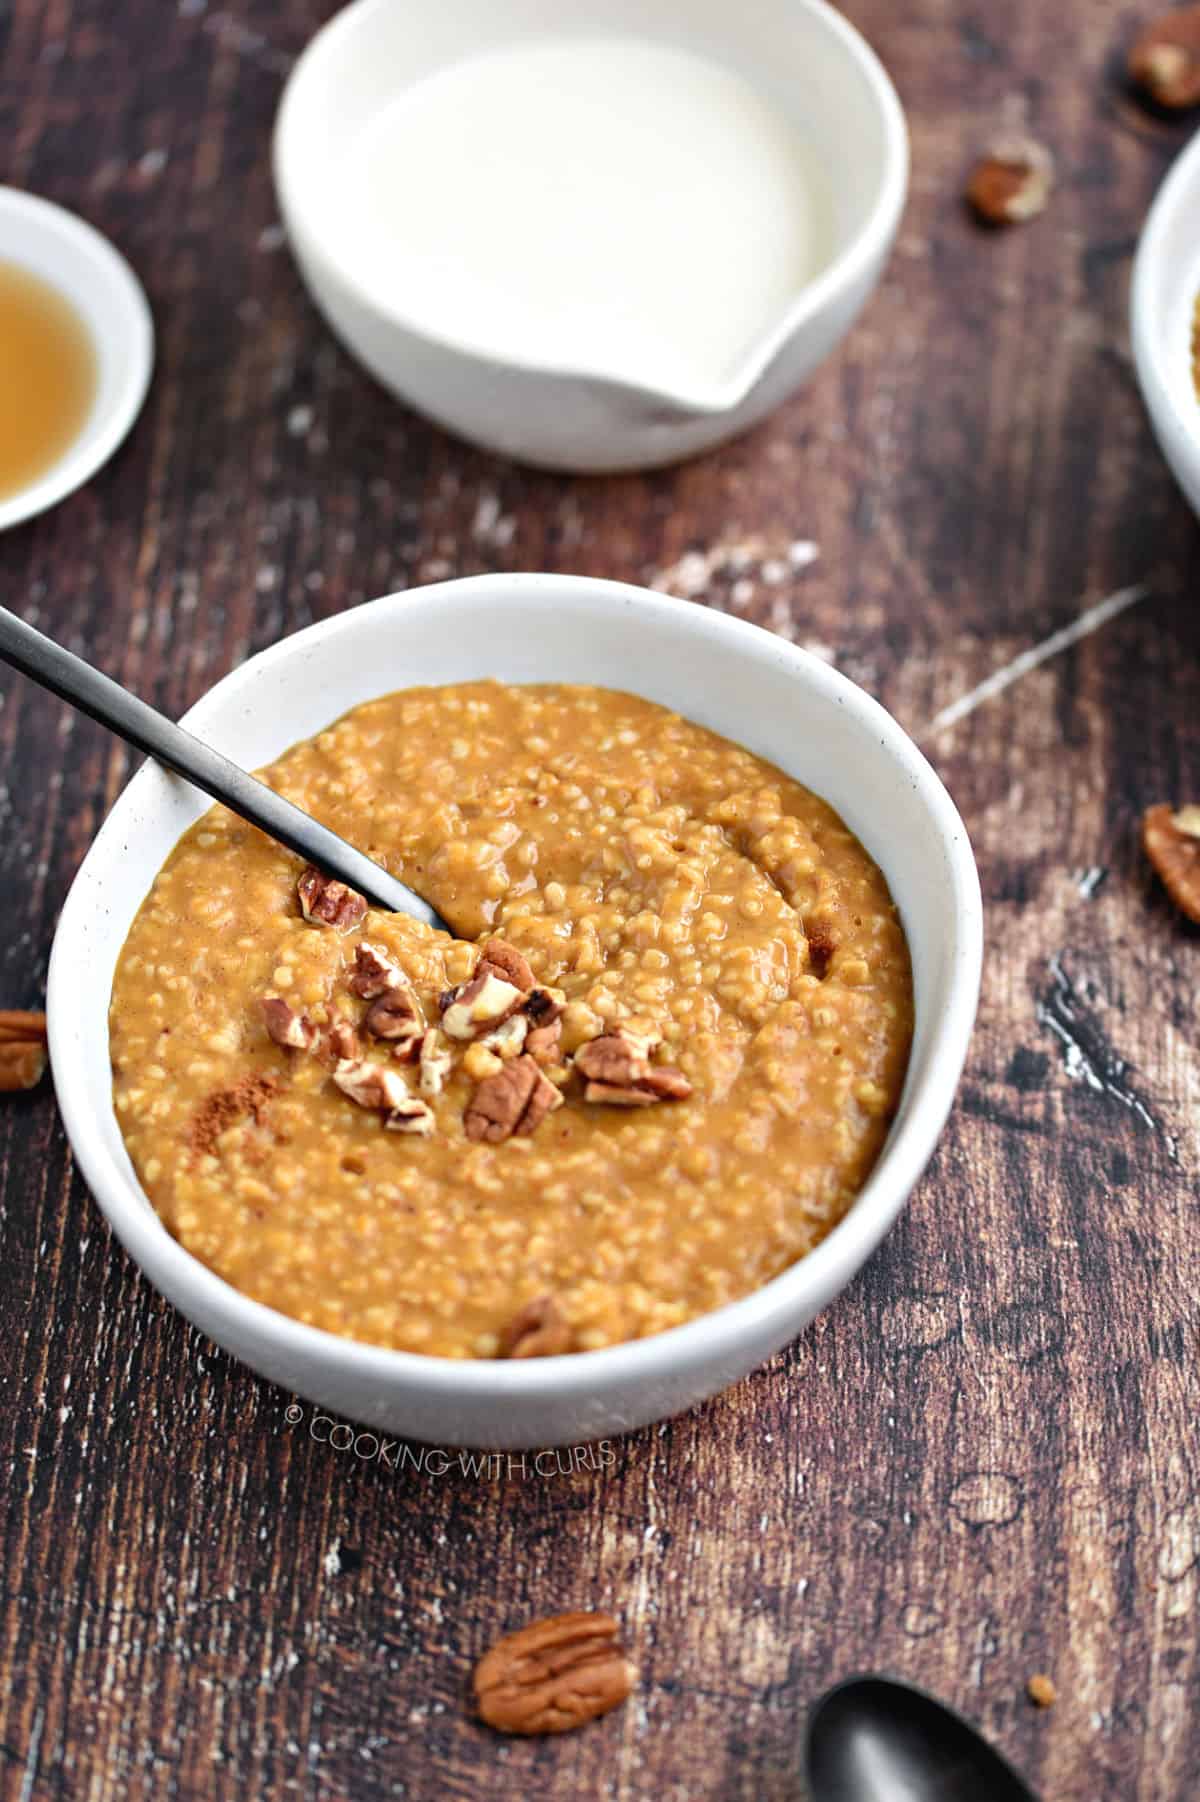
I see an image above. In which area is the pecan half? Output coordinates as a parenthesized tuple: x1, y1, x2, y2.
(0, 1010, 48, 1093)
(332, 1058, 412, 1113)
(526, 1020, 563, 1065)
(474, 1612, 636, 1736)
(966, 136, 1054, 225)
(297, 866, 367, 933)
(349, 941, 403, 999)
(1143, 803, 1200, 922)
(260, 995, 315, 1052)
(497, 1294, 572, 1359)
(477, 937, 534, 993)
(575, 1034, 648, 1089)
(464, 1054, 562, 1142)
(441, 970, 525, 1040)
(418, 1028, 453, 1097)
(1130, 8, 1200, 109)
(365, 984, 424, 1048)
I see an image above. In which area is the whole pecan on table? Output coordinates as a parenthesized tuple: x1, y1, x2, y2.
(1129, 7, 1200, 109)
(1143, 804, 1200, 921)
(473, 1611, 636, 1736)
(0, 1011, 48, 1093)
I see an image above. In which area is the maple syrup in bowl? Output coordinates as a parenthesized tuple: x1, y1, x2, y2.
(0, 187, 153, 531)
(0, 260, 98, 502)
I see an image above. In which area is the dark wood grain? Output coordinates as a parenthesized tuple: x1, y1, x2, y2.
(2, 1, 1199, 1796)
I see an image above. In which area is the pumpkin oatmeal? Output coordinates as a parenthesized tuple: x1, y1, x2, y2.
(109, 682, 913, 1357)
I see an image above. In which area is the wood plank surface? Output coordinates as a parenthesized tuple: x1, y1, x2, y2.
(1, 1, 1198, 1796)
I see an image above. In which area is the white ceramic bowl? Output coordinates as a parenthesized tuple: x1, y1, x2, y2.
(1132, 127, 1200, 519)
(48, 577, 981, 1449)
(273, 0, 908, 472)
(0, 187, 153, 532)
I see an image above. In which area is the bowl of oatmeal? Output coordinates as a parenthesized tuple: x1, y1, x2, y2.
(48, 576, 981, 1448)
(1131, 124, 1200, 521)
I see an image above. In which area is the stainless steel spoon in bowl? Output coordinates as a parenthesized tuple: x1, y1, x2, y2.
(0, 605, 449, 931)
(806, 1675, 1039, 1802)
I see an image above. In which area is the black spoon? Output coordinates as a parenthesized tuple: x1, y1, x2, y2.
(0, 605, 448, 931)
(806, 1674, 1039, 1802)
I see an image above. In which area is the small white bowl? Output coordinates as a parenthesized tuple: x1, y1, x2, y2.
(48, 577, 981, 1449)
(0, 187, 153, 532)
(1131, 127, 1200, 519)
(273, 0, 908, 472)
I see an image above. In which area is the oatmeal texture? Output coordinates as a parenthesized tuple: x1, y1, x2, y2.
(110, 683, 913, 1358)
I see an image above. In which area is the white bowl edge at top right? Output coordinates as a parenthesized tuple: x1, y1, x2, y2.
(1132, 126, 1200, 520)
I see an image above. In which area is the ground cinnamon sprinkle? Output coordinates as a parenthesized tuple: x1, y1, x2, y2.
(189, 1075, 279, 1159)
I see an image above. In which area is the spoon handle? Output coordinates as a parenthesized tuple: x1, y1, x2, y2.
(0, 605, 446, 929)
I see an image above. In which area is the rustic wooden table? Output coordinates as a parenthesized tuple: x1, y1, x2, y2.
(2, 1, 1198, 1796)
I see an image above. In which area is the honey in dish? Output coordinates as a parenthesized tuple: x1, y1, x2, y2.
(0, 259, 97, 502)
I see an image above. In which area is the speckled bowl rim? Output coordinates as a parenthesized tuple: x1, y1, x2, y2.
(48, 577, 982, 1426)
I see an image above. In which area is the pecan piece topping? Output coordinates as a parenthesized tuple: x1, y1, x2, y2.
(441, 970, 525, 1040)
(474, 1612, 636, 1736)
(1143, 803, 1200, 922)
(260, 995, 315, 1052)
(0, 1010, 48, 1093)
(385, 1094, 435, 1136)
(1130, 8, 1200, 109)
(464, 1054, 562, 1143)
(364, 984, 424, 1048)
(322, 1019, 362, 1064)
(497, 1294, 572, 1359)
(966, 136, 1054, 226)
(477, 937, 534, 992)
(332, 1058, 412, 1113)
(417, 1028, 452, 1097)
(577, 1026, 692, 1108)
(349, 941, 403, 999)
(526, 1019, 563, 1065)
(478, 1012, 529, 1060)
(524, 987, 566, 1027)
(297, 865, 368, 933)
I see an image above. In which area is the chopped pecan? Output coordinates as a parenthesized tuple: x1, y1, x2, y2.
(464, 1054, 562, 1142)
(260, 995, 315, 1052)
(806, 922, 835, 980)
(0, 1010, 48, 1093)
(323, 1019, 362, 1063)
(515, 1061, 563, 1136)
(474, 1612, 636, 1736)
(497, 1294, 572, 1358)
(385, 1094, 435, 1136)
(349, 941, 403, 999)
(1143, 803, 1200, 922)
(583, 1062, 692, 1107)
(441, 970, 525, 1040)
(479, 1012, 529, 1060)
(464, 1057, 538, 1143)
(574, 1032, 650, 1088)
(477, 937, 534, 992)
(332, 1058, 412, 1113)
(365, 984, 424, 1047)
(966, 136, 1054, 226)
(526, 1019, 563, 1065)
(1130, 8, 1200, 109)
(524, 987, 566, 1027)
(297, 865, 367, 932)
(417, 1028, 452, 1097)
